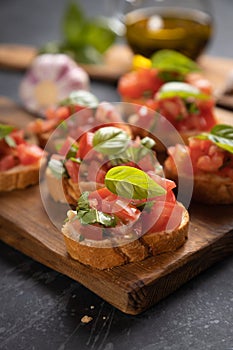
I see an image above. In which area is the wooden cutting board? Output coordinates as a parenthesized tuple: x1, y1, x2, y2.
(0, 97, 233, 315)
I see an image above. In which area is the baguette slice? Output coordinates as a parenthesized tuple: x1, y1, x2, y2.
(62, 204, 189, 270)
(0, 156, 47, 192)
(164, 157, 233, 205)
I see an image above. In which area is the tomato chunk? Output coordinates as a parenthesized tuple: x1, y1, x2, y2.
(65, 159, 80, 183)
(78, 132, 94, 159)
(0, 155, 17, 171)
(118, 68, 163, 100)
(142, 201, 184, 233)
(17, 144, 44, 165)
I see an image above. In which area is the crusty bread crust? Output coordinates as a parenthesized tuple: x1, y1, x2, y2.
(62, 204, 189, 270)
(0, 157, 46, 192)
(193, 174, 233, 204)
(164, 157, 233, 205)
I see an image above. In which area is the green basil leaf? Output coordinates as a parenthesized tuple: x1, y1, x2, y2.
(211, 124, 233, 139)
(63, 2, 86, 46)
(66, 144, 79, 159)
(151, 49, 200, 75)
(48, 159, 66, 179)
(196, 124, 233, 153)
(85, 18, 116, 54)
(110, 136, 156, 165)
(77, 208, 116, 227)
(60, 90, 99, 109)
(93, 127, 130, 155)
(77, 192, 116, 227)
(105, 166, 166, 200)
(77, 191, 90, 211)
(0, 124, 14, 139)
(71, 45, 103, 64)
(157, 82, 209, 101)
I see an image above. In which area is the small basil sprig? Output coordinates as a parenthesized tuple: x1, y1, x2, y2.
(195, 124, 233, 153)
(157, 82, 209, 101)
(109, 136, 156, 165)
(40, 2, 117, 64)
(60, 90, 99, 109)
(151, 49, 200, 77)
(0, 124, 16, 147)
(105, 166, 166, 200)
(76, 192, 116, 227)
(93, 126, 131, 155)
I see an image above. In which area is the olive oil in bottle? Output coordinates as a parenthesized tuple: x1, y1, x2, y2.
(125, 7, 213, 59)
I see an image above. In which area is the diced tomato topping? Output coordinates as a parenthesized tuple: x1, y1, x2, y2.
(118, 68, 163, 100)
(16, 144, 44, 165)
(147, 172, 176, 203)
(58, 136, 76, 156)
(112, 200, 141, 224)
(186, 73, 213, 95)
(28, 118, 59, 134)
(86, 160, 103, 182)
(142, 201, 184, 233)
(156, 95, 216, 132)
(138, 153, 156, 172)
(78, 132, 94, 159)
(188, 137, 232, 176)
(10, 129, 25, 145)
(88, 187, 140, 224)
(55, 106, 70, 121)
(0, 139, 12, 156)
(65, 159, 80, 183)
(0, 154, 17, 171)
(89, 187, 115, 201)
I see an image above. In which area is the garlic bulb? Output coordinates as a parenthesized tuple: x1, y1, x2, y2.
(19, 54, 90, 115)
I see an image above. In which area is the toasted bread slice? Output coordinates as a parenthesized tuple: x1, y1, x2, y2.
(0, 156, 46, 192)
(164, 157, 233, 205)
(62, 204, 189, 270)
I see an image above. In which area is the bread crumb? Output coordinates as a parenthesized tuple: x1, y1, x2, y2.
(103, 316, 106, 320)
(81, 315, 93, 324)
(90, 305, 95, 309)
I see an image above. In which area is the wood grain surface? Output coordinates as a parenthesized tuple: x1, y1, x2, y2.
(0, 96, 233, 314)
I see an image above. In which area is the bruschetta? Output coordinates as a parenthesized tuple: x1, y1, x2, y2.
(46, 124, 161, 205)
(164, 124, 233, 204)
(28, 90, 99, 148)
(0, 124, 46, 191)
(118, 49, 212, 108)
(62, 166, 189, 269)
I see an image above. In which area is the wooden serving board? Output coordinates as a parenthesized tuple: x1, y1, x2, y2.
(0, 97, 233, 315)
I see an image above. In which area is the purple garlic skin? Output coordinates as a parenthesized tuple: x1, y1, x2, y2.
(19, 54, 90, 115)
